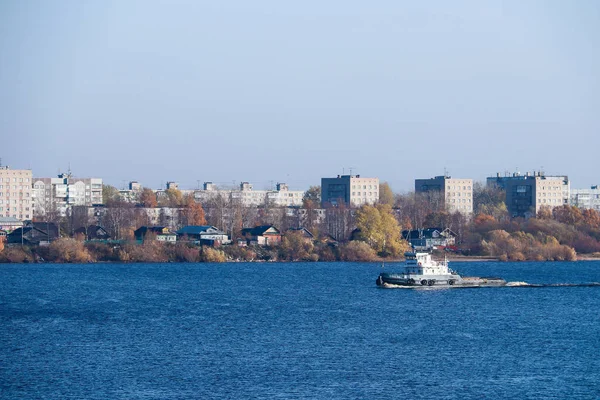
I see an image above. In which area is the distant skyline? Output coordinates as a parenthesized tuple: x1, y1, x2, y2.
(1, 1, 598, 192)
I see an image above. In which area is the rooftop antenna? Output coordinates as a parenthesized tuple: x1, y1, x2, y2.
(349, 167, 354, 176)
(0, 157, 2, 168)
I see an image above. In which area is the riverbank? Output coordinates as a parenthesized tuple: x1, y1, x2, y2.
(1, 240, 598, 264)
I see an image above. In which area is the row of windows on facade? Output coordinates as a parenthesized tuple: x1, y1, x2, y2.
(0, 200, 30, 204)
(351, 192, 376, 197)
(538, 199, 567, 204)
(451, 205, 471, 210)
(448, 192, 471, 197)
(0, 192, 31, 197)
(0, 185, 31, 190)
(538, 192, 565, 197)
(448, 186, 472, 190)
(0, 207, 30, 211)
(34, 184, 102, 189)
(352, 185, 376, 190)
(449, 198, 471, 203)
(0, 178, 30, 183)
(540, 186, 564, 191)
(3, 214, 31, 219)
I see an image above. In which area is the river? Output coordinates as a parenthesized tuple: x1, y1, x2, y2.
(2, 261, 599, 399)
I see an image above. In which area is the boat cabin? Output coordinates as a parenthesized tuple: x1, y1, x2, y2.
(404, 252, 449, 275)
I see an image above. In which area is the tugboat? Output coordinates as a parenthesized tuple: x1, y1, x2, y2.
(376, 251, 506, 288)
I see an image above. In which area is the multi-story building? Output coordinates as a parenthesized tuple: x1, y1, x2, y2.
(119, 181, 143, 203)
(570, 186, 600, 211)
(321, 175, 379, 207)
(32, 173, 103, 217)
(0, 166, 33, 220)
(488, 171, 570, 218)
(192, 181, 304, 207)
(415, 175, 473, 214)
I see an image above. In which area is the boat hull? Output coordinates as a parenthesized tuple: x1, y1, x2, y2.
(376, 273, 506, 288)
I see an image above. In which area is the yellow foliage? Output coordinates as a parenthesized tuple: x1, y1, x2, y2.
(49, 238, 92, 263)
(201, 247, 226, 262)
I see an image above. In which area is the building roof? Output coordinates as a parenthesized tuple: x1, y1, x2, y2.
(0, 217, 22, 223)
(402, 228, 456, 240)
(177, 226, 222, 235)
(288, 227, 314, 238)
(241, 225, 281, 236)
(134, 226, 172, 234)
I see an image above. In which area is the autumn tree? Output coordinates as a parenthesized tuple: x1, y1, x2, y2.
(139, 188, 158, 208)
(179, 194, 207, 227)
(102, 185, 121, 205)
(302, 186, 321, 208)
(161, 188, 184, 207)
(101, 202, 135, 240)
(552, 205, 583, 226)
(325, 201, 355, 241)
(355, 204, 407, 257)
(378, 182, 395, 206)
(473, 182, 508, 221)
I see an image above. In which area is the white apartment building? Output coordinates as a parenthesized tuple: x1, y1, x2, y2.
(0, 166, 33, 220)
(192, 182, 304, 207)
(321, 175, 379, 207)
(570, 186, 600, 211)
(32, 174, 103, 217)
(415, 175, 473, 214)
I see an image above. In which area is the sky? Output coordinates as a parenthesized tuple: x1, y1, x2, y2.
(1, 0, 598, 192)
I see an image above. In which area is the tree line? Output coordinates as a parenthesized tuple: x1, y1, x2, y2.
(2, 182, 599, 263)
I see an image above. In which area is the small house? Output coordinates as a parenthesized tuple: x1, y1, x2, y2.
(73, 225, 111, 241)
(240, 225, 282, 246)
(7, 226, 54, 245)
(134, 226, 177, 243)
(176, 226, 230, 245)
(402, 228, 456, 250)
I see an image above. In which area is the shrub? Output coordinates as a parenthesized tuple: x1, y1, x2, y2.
(48, 238, 92, 263)
(201, 247, 226, 262)
(339, 241, 377, 261)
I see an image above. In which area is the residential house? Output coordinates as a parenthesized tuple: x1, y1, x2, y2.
(402, 228, 456, 251)
(7, 226, 54, 245)
(73, 225, 111, 241)
(288, 227, 314, 243)
(240, 225, 282, 246)
(176, 226, 230, 245)
(0, 217, 24, 232)
(134, 226, 176, 243)
(25, 221, 60, 240)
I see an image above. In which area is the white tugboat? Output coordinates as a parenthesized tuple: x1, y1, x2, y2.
(376, 251, 506, 288)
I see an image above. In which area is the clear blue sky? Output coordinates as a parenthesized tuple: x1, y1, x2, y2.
(1, 0, 598, 192)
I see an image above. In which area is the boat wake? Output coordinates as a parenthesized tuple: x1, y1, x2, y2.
(506, 282, 600, 288)
(378, 282, 600, 289)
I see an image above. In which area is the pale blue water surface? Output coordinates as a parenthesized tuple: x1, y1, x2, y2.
(1, 261, 600, 399)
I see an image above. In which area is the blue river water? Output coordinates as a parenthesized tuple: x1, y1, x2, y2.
(1, 261, 600, 399)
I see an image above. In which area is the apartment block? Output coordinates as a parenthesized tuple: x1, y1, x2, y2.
(32, 173, 103, 217)
(0, 166, 33, 220)
(415, 175, 473, 214)
(570, 186, 600, 211)
(191, 181, 304, 207)
(321, 175, 379, 207)
(490, 172, 569, 218)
